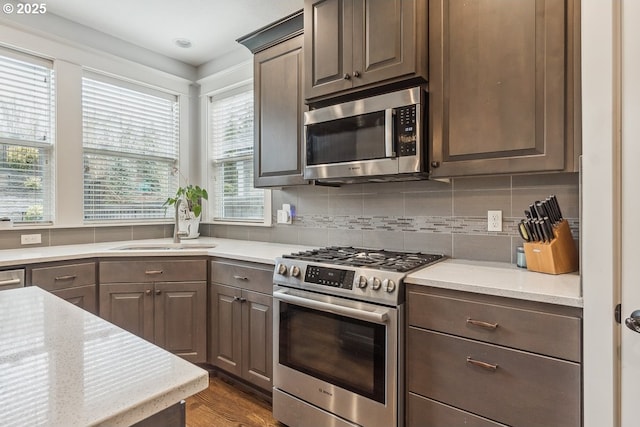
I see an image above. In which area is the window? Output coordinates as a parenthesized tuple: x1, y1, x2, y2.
(82, 75, 179, 221)
(209, 85, 267, 223)
(0, 48, 55, 224)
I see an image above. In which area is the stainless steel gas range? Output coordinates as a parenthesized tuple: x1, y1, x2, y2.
(272, 247, 444, 427)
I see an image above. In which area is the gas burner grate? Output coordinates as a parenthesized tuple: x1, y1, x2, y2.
(284, 246, 445, 273)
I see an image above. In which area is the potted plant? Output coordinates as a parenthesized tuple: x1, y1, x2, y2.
(164, 184, 209, 239)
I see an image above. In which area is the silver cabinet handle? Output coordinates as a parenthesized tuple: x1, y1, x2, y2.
(233, 296, 247, 303)
(233, 275, 248, 281)
(0, 278, 21, 286)
(466, 318, 499, 330)
(466, 356, 498, 372)
(145, 270, 163, 275)
(54, 275, 77, 281)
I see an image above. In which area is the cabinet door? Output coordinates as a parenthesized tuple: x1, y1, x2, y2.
(254, 34, 308, 187)
(154, 281, 207, 363)
(241, 289, 272, 390)
(304, 0, 354, 99)
(50, 284, 97, 314)
(429, 0, 567, 177)
(408, 327, 581, 427)
(352, 0, 421, 87)
(209, 284, 243, 377)
(99, 283, 154, 342)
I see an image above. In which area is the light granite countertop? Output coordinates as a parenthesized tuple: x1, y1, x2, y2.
(0, 237, 313, 268)
(0, 286, 209, 426)
(405, 258, 583, 307)
(0, 238, 582, 307)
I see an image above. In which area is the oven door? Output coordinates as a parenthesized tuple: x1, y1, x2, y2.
(273, 286, 401, 427)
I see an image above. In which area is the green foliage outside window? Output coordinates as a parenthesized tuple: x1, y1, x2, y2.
(6, 146, 39, 169)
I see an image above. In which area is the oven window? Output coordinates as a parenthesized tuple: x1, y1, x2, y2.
(279, 302, 386, 403)
(306, 111, 386, 165)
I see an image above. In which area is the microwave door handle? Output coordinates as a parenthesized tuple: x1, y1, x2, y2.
(385, 108, 396, 158)
(274, 290, 389, 324)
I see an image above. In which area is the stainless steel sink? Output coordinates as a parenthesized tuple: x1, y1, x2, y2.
(111, 243, 216, 251)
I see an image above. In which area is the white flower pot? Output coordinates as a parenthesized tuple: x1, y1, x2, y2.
(177, 206, 201, 239)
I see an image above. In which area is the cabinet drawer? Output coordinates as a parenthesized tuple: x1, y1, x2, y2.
(408, 328, 581, 427)
(50, 284, 97, 314)
(408, 393, 507, 427)
(31, 262, 96, 291)
(211, 260, 272, 294)
(407, 288, 581, 362)
(100, 259, 207, 283)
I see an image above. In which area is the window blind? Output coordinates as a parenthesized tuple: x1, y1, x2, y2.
(0, 49, 55, 224)
(209, 86, 264, 222)
(82, 76, 179, 221)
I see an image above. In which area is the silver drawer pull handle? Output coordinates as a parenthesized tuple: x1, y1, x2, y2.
(233, 275, 248, 281)
(0, 278, 21, 286)
(145, 270, 163, 275)
(54, 275, 77, 281)
(466, 318, 499, 330)
(466, 356, 498, 372)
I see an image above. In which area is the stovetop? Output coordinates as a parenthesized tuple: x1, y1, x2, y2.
(283, 246, 444, 273)
(274, 247, 445, 306)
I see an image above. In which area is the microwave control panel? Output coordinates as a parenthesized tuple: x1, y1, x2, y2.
(395, 105, 417, 156)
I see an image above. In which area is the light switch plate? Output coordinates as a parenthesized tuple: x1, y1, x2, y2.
(21, 234, 42, 245)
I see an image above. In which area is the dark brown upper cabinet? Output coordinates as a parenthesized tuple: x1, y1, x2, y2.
(304, 0, 428, 102)
(239, 11, 308, 187)
(429, 0, 581, 178)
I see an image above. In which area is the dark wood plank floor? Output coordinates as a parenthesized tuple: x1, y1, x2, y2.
(186, 375, 285, 427)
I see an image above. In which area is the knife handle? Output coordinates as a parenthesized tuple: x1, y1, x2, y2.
(518, 221, 531, 242)
(550, 195, 563, 220)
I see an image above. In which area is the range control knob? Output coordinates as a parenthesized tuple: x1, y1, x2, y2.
(357, 275, 368, 288)
(277, 264, 288, 276)
(290, 265, 301, 278)
(369, 277, 382, 290)
(383, 279, 396, 293)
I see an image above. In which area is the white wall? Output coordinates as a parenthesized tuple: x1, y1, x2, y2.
(582, 0, 620, 425)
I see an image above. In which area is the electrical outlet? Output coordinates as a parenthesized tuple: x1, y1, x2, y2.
(487, 210, 502, 232)
(21, 234, 42, 245)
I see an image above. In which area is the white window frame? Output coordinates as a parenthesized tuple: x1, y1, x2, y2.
(0, 47, 56, 225)
(206, 80, 270, 226)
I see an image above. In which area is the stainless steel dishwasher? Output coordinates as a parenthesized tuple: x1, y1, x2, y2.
(0, 269, 25, 291)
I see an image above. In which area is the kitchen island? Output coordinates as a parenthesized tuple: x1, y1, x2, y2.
(0, 286, 209, 426)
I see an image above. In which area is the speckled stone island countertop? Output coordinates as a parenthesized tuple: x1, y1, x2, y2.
(0, 237, 582, 307)
(0, 286, 209, 426)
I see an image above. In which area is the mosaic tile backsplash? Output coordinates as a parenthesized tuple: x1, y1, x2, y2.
(204, 173, 580, 265)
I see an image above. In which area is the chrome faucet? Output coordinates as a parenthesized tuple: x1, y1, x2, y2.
(173, 198, 189, 243)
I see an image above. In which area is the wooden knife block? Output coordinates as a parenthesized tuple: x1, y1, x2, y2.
(523, 220, 578, 274)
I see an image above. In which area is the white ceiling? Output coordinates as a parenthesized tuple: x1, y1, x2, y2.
(44, 0, 304, 67)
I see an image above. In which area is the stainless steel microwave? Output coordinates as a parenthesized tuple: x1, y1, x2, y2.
(303, 86, 427, 183)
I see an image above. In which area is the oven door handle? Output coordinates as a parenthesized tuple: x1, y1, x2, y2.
(274, 290, 390, 324)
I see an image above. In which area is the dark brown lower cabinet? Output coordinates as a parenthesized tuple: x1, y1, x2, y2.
(406, 285, 582, 427)
(50, 284, 97, 313)
(209, 283, 272, 391)
(408, 393, 507, 427)
(28, 261, 97, 314)
(99, 280, 207, 363)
